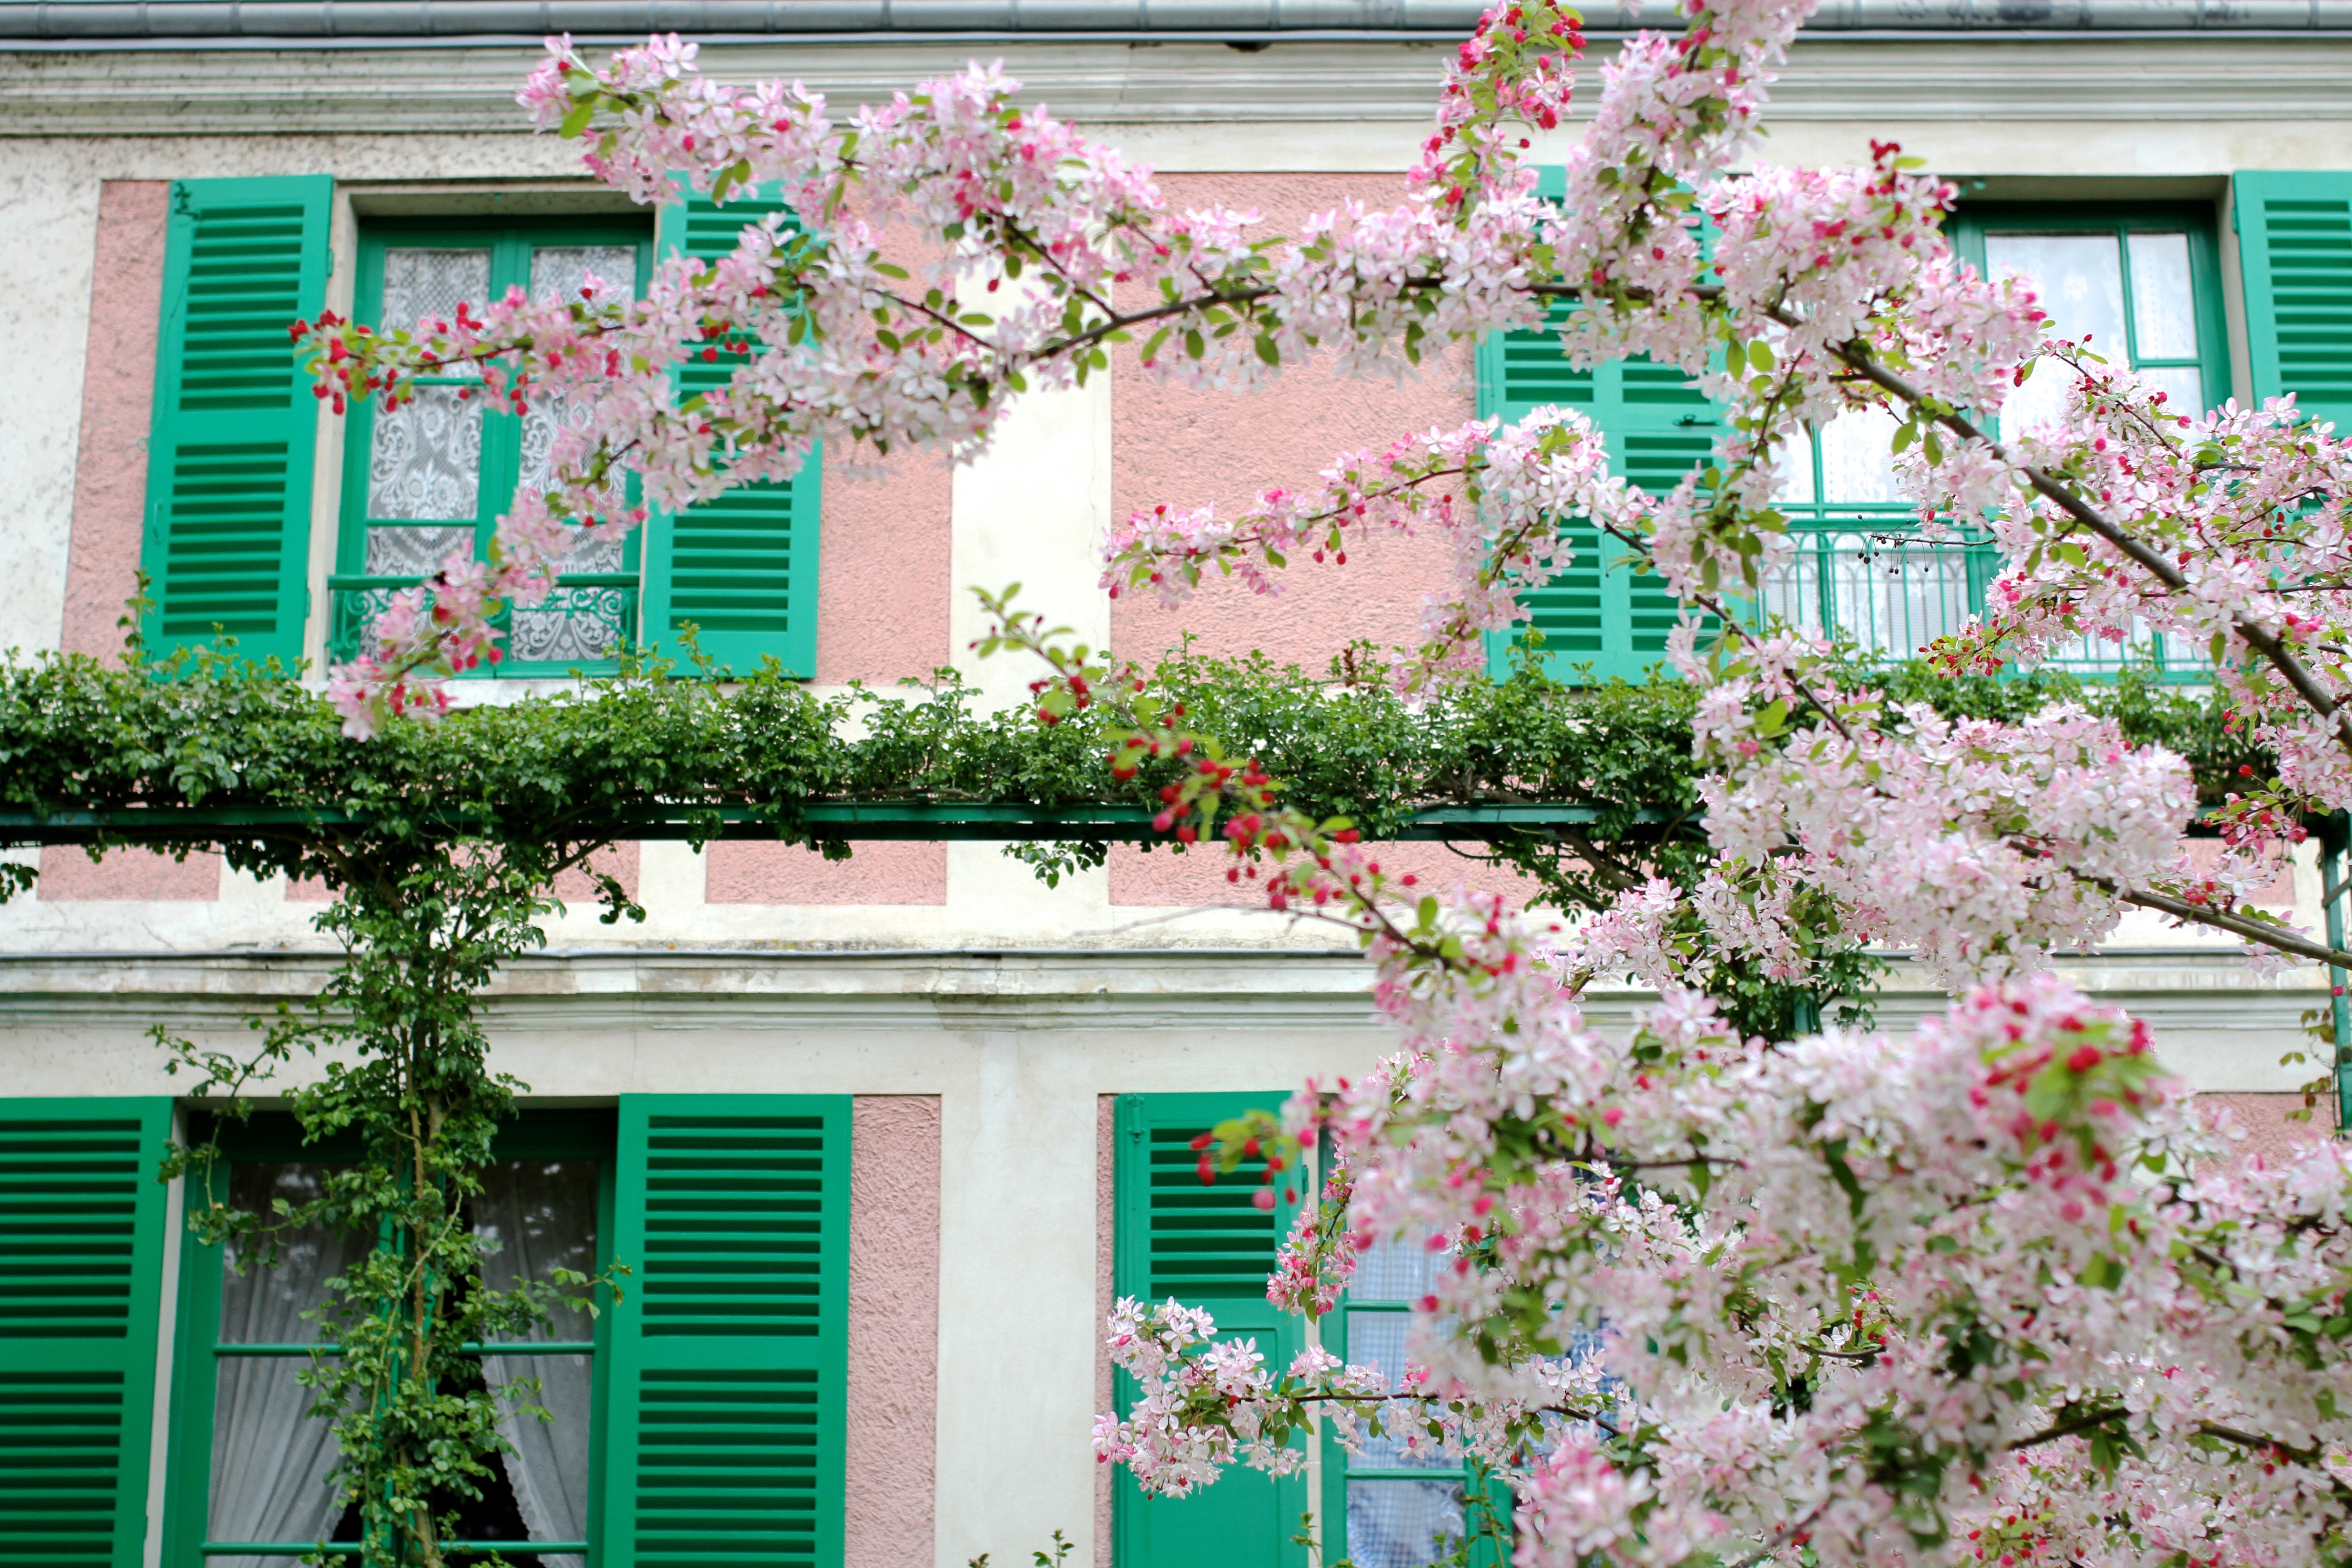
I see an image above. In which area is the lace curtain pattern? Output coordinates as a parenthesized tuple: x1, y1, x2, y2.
(1344, 1233, 1471, 1568)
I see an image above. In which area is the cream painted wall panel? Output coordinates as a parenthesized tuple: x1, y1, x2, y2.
(0, 142, 97, 653)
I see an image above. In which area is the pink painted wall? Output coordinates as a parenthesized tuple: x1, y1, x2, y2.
(2180, 838, 2297, 908)
(705, 839, 948, 905)
(37, 845, 219, 902)
(1109, 840, 1543, 908)
(2195, 1092, 2332, 1164)
(1111, 175, 1478, 671)
(1095, 1093, 1116, 1568)
(62, 180, 168, 662)
(848, 1094, 942, 1568)
(550, 841, 642, 907)
(818, 450, 955, 684)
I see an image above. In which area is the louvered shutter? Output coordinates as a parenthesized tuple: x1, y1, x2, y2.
(643, 192, 823, 676)
(1112, 1093, 1309, 1568)
(1477, 172, 1721, 683)
(603, 1096, 849, 1568)
(141, 176, 333, 671)
(2236, 172, 2352, 430)
(0, 1099, 172, 1568)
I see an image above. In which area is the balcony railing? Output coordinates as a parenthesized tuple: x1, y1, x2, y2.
(328, 573, 639, 673)
(1760, 520, 2201, 682)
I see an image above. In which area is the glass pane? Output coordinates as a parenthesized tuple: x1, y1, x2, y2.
(1352, 1229, 1440, 1302)
(382, 248, 491, 377)
(368, 384, 483, 520)
(1772, 434, 1816, 506)
(2126, 232, 2198, 360)
(1346, 1316, 1453, 1470)
(477, 1161, 599, 1568)
(219, 1165, 372, 1344)
(1818, 407, 1902, 505)
(363, 524, 475, 578)
(508, 587, 629, 667)
(1347, 1479, 1467, 1568)
(1759, 535, 1825, 635)
(2140, 363, 2206, 418)
(529, 245, 637, 306)
(1989, 234, 2125, 441)
(207, 1356, 350, 1561)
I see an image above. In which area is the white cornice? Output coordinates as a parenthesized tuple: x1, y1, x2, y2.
(0, 35, 2348, 137)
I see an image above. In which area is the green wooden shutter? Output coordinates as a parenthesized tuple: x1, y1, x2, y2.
(0, 1098, 172, 1568)
(602, 1096, 848, 1568)
(2236, 172, 2352, 430)
(142, 176, 333, 671)
(1112, 1093, 1308, 1568)
(643, 193, 822, 676)
(1478, 172, 1721, 683)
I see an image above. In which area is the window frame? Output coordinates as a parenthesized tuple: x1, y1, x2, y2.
(332, 216, 655, 679)
(159, 1110, 618, 1567)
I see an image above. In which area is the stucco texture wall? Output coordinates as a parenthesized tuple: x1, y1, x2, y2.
(848, 1094, 942, 1568)
(707, 840, 948, 905)
(62, 178, 165, 662)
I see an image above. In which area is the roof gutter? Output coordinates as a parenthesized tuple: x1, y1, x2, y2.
(2, 0, 2347, 42)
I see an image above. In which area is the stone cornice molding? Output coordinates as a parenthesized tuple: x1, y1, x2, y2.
(1, 35, 2347, 136)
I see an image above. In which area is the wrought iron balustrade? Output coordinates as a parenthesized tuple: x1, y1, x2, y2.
(328, 572, 639, 672)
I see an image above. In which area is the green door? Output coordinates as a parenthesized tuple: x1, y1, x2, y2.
(1112, 1093, 1309, 1568)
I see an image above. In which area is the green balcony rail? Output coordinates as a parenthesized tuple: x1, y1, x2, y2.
(328, 573, 639, 672)
(1761, 519, 2202, 682)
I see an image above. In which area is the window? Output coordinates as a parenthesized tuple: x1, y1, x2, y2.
(331, 220, 654, 676)
(159, 1096, 853, 1568)
(164, 1112, 614, 1568)
(1316, 1231, 1507, 1568)
(137, 177, 824, 679)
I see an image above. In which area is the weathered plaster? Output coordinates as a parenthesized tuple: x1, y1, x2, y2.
(707, 840, 950, 906)
(61, 177, 165, 659)
(1109, 839, 1542, 908)
(820, 433, 956, 686)
(848, 1094, 943, 1568)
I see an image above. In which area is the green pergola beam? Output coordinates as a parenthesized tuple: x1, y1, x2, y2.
(0, 800, 1683, 846)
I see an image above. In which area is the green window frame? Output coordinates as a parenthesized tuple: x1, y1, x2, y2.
(157, 1095, 852, 1568)
(1, 1098, 176, 1568)
(2234, 172, 2352, 431)
(331, 218, 655, 678)
(1111, 1093, 1309, 1568)
(141, 176, 334, 672)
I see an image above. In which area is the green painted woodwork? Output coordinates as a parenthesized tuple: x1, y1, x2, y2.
(601, 1097, 848, 1568)
(1478, 170, 1721, 683)
(142, 176, 333, 670)
(333, 218, 653, 677)
(642, 192, 822, 677)
(0, 1098, 174, 1568)
(1112, 1093, 1309, 1568)
(2234, 173, 2352, 430)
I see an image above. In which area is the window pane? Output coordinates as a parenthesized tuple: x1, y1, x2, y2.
(368, 384, 483, 520)
(2139, 363, 2206, 418)
(1824, 533, 1975, 656)
(1344, 1315, 1454, 1469)
(1986, 233, 2126, 349)
(219, 1165, 372, 1344)
(477, 1161, 599, 1568)
(206, 1356, 349, 1560)
(363, 524, 475, 578)
(2126, 231, 2199, 360)
(1352, 1230, 1440, 1302)
(529, 245, 637, 306)
(1818, 407, 1902, 505)
(1771, 435, 1815, 506)
(1347, 1479, 1467, 1568)
(1988, 233, 2125, 443)
(381, 248, 490, 377)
